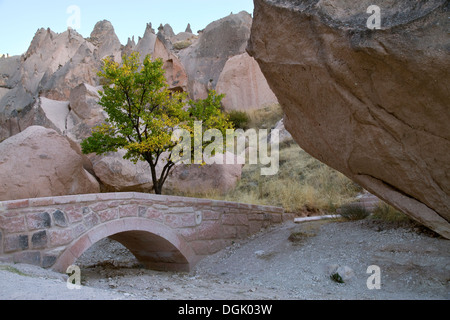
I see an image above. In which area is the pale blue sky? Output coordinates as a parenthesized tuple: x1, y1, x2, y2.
(0, 0, 254, 56)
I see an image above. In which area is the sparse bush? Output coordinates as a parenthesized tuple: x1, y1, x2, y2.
(339, 204, 370, 221)
(246, 104, 284, 129)
(288, 231, 317, 245)
(330, 273, 345, 284)
(372, 203, 411, 222)
(227, 110, 250, 130)
(223, 143, 361, 215)
(0, 265, 29, 277)
(173, 40, 192, 50)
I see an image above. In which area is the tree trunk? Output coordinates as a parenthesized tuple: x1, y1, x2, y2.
(145, 155, 162, 195)
(154, 184, 162, 195)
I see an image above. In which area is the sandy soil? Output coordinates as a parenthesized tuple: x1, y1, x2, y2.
(1, 218, 449, 300)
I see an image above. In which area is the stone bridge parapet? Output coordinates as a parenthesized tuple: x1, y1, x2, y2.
(0, 193, 292, 272)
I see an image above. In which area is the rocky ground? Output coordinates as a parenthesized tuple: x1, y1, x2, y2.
(0, 218, 449, 300)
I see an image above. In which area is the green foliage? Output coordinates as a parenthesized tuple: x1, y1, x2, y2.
(339, 204, 370, 221)
(227, 110, 250, 130)
(81, 52, 232, 194)
(330, 273, 345, 284)
(188, 90, 232, 135)
(173, 40, 192, 50)
(372, 203, 411, 222)
(0, 265, 30, 277)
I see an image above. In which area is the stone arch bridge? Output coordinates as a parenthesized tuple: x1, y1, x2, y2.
(0, 193, 292, 273)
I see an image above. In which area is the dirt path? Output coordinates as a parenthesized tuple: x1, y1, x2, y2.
(1, 219, 449, 300)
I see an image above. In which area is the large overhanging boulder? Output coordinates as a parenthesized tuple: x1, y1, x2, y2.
(248, 0, 450, 238)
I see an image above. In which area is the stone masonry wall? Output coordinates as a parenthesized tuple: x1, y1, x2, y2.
(0, 193, 291, 270)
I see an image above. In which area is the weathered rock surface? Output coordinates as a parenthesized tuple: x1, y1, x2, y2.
(23, 28, 99, 101)
(135, 23, 188, 92)
(67, 83, 106, 142)
(248, 0, 450, 238)
(0, 27, 103, 140)
(90, 150, 156, 193)
(153, 39, 189, 92)
(166, 152, 244, 195)
(0, 126, 100, 201)
(89, 20, 122, 61)
(179, 11, 252, 99)
(216, 52, 278, 111)
(271, 118, 293, 145)
(0, 55, 21, 89)
(135, 23, 158, 59)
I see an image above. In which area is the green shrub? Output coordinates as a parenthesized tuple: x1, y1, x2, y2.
(173, 40, 192, 50)
(339, 204, 370, 221)
(372, 203, 411, 222)
(227, 110, 251, 130)
(330, 273, 345, 284)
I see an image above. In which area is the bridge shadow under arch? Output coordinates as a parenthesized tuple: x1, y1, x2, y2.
(52, 218, 198, 273)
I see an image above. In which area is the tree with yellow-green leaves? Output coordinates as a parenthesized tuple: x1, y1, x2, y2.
(81, 52, 232, 194)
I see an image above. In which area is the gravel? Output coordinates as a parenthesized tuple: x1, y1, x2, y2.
(1, 219, 449, 300)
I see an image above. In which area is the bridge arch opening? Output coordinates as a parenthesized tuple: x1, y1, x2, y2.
(52, 218, 197, 273)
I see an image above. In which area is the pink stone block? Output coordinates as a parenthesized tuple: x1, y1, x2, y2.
(6, 200, 29, 210)
(222, 214, 236, 226)
(177, 228, 198, 242)
(222, 213, 249, 226)
(75, 194, 98, 203)
(196, 199, 213, 206)
(248, 213, 266, 221)
(66, 207, 83, 224)
(195, 221, 223, 241)
(49, 229, 74, 247)
(71, 223, 87, 239)
(236, 226, 249, 239)
(53, 195, 79, 205)
(26, 212, 51, 231)
(95, 193, 118, 201)
(119, 205, 138, 218)
(202, 210, 221, 220)
(114, 192, 134, 200)
(0, 216, 27, 233)
(249, 220, 264, 234)
(68, 234, 92, 258)
(222, 225, 237, 239)
(107, 201, 122, 208)
(190, 240, 228, 255)
(164, 214, 196, 229)
(282, 213, 296, 222)
(29, 197, 54, 207)
(98, 208, 118, 223)
(105, 220, 126, 236)
(270, 214, 282, 224)
(141, 207, 164, 222)
(52, 250, 76, 273)
(87, 224, 109, 244)
(90, 202, 109, 212)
